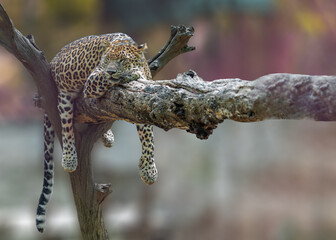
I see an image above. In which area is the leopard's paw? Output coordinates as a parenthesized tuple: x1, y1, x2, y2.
(61, 151, 78, 172)
(139, 157, 158, 185)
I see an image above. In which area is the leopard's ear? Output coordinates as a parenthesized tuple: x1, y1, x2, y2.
(137, 43, 148, 52)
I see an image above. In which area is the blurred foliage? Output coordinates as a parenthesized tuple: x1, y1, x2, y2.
(100, 0, 274, 29)
(295, 10, 325, 35)
(45, 0, 98, 25)
(2, 0, 336, 78)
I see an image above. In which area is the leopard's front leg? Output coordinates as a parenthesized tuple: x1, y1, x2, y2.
(137, 124, 158, 185)
(58, 90, 78, 172)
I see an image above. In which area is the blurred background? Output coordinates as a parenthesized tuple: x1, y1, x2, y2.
(1, 0, 336, 239)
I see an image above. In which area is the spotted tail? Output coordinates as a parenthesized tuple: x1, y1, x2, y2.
(36, 114, 55, 233)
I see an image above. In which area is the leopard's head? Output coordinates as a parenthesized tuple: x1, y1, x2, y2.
(101, 39, 150, 82)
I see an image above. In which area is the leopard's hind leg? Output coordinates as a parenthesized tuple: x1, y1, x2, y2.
(136, 124, 158, 185)
(36, 114, 55, 233)
(58, 90, 78, 172)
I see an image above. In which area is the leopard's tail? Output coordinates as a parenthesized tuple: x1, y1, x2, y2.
(36, 114, 55, 233)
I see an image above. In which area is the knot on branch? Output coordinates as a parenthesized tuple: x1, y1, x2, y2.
(95, 183, 112, 205)
(33, 93, 43, 108)
(26, 34, 39, 50)
(188, 122, 216, 140)
(185, 70, 197, 78)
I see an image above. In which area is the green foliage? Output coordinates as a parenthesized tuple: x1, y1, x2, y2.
(45, 0, 98, 25)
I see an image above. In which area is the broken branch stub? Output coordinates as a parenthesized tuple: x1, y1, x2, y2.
(75, 71, 336, 139)
(147, 25, 195, 76)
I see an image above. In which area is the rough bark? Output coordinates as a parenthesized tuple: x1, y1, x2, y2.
(70, 122, 113, 239)
(76, 71, 336, 139)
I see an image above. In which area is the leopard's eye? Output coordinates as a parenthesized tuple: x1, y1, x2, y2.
(119, 59, 128, 65)
(107, 70, 117, 75)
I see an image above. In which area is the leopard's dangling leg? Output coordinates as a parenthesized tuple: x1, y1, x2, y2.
(36, 114, 55, 233)
(58, 90, 78, 172)
(136, 124, 158, 185)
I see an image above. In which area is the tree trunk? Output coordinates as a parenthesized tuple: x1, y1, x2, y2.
(70, 123, 112, 239)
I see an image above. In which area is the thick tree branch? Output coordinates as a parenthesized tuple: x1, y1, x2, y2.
(75, 71, 336, 139)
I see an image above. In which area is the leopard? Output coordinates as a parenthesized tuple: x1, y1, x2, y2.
(35, 33, 158, 233)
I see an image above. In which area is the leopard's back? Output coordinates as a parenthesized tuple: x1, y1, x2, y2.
(50, 33, 134, 92)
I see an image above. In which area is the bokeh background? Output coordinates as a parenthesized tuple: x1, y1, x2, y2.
(1, 0, 336, 239)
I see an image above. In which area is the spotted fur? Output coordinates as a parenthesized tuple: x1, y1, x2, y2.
(36, 114, 54, 232)
(36, 33, 158, 233)
(137, 124, 158, 184)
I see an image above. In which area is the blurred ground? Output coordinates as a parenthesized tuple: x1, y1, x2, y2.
(1, 0, 336, 239)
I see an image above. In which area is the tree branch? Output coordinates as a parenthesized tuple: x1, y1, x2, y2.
(75, 71, 336, 139)
(147, 25, 195, 76)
